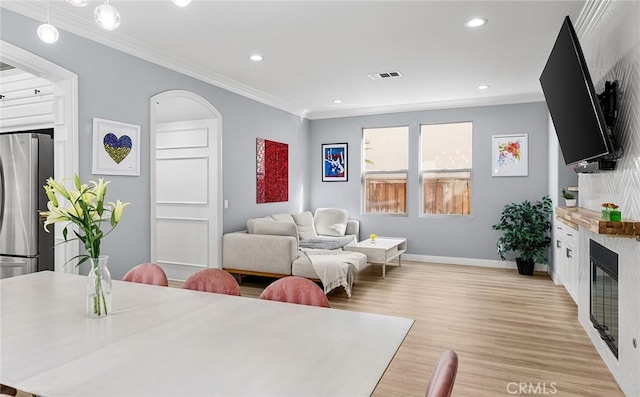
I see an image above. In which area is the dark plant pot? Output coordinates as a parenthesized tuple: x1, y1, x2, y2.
(515, 257, 535, 276)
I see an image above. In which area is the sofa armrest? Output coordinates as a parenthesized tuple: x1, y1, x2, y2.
(222, 231, 296, 275)
(345, 220, 359, 241)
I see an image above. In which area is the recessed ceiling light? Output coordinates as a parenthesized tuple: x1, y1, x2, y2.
(332, 99, 343, 104)
(466, 18, 488, 28)
(66, 0, 88, 6)
(172, 0, 191, 6)
(249, 54, 263, 62)
(477, 85, 490, 90)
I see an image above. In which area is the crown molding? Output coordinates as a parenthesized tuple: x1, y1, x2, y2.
(1, 2, 308, 118)
(306, 92, 545, 120)
(1, 2, 549, 122)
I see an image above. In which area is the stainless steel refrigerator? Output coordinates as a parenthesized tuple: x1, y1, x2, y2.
(0, 130, 54, 279)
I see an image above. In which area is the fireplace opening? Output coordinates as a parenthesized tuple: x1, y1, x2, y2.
(590, 239, 619, 359)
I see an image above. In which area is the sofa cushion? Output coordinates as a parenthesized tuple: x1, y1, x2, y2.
(314, 208, 348, 237)
(268, 213, 295, 224)
(246, 217, 270, 234)
(292, 211, 318, 240)
(251, 220, 298, 238)
(298, 235, 355, 250)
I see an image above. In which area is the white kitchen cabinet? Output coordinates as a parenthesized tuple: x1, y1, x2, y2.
(554, 220, 579, 303)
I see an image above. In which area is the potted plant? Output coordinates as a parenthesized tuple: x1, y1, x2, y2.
(491, 195, 553, 275)
(562, 188, 577, 207)
(601, 202, 621, 221)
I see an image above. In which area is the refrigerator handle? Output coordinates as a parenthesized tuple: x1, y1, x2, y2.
(0, 152, 4, 231)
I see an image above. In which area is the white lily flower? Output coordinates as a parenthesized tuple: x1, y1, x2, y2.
(43, 202, 70, 232)
(41, 173, 127, 261)
(109, 200, 130, 224)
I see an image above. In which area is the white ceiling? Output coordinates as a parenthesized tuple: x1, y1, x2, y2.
(2, 1, 586, 119)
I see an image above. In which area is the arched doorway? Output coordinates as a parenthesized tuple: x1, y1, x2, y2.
(150, 90, 223, 280)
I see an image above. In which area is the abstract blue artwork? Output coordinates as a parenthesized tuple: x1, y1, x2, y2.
(322, 143, 348, 182)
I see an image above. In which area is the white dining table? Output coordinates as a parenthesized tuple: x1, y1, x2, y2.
(0, 271, 413, 397)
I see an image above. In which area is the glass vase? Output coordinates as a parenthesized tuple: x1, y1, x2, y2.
(609, 210, 621, 222)
(87, 255, 112, 318)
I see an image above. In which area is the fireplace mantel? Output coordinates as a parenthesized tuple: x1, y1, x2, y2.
(556, 207, 640, 240)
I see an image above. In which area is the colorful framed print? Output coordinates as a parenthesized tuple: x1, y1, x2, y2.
(322, 143, 348, 182)
(92, 118, 141, 176)
(491, 134, 528, 177)
(256, 138, 289, 203)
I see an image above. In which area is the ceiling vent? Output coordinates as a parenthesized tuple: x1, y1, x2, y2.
(368, 71, 402, 80)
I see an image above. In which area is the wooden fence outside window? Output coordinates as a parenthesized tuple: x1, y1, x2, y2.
(423, 176, 470, 215)
(365, 178, 407, 214)
(364, 176, 470, 215)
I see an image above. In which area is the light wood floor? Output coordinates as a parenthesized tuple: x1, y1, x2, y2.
(172, 262, 624, 397)
(174, 261, 623, 397)
(9, 261, 621, 397)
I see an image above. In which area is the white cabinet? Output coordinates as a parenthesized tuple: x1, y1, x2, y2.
(554, 220, 579, 303)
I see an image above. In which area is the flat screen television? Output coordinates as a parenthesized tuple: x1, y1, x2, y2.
(540, 16, 613, 165)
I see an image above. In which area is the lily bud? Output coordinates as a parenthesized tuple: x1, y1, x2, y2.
(46, 177, 71, 200)
(44, 185, 58, 207)
(74, 173, 81, 190)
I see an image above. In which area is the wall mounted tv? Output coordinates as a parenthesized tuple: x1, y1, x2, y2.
(540, 16, 617, 167)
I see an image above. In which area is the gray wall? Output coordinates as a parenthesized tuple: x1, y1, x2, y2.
(557, 147, 579, 203)
(309, 103, 550, 261)
(0, 10, 309, 278)
(0, 9, 553, 271)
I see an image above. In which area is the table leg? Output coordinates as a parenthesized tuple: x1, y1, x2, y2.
(399, 255, 402, 267)
(382, 262, 386, 278)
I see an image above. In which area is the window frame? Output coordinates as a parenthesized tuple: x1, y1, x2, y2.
(419, 122, 473, 217)
(361, 126, 409, 216)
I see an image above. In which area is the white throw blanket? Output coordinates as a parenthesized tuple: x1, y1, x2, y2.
(300, 249, 359, 297)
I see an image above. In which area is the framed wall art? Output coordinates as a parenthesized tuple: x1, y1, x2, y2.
(92, 118, 141, 176)
(256, 138, 289, 203)
(491, 134, 528, 177)
(322, 143, 348, 182)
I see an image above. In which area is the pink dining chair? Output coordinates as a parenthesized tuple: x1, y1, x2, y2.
(0, 383, 17, 397)
(182, 268, 241, 296)
(425, 349, 458, 397)
(122, 263, 169, 287)
(258, 276, 330, 308)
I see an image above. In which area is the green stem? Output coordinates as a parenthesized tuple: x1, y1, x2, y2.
(94, 266, 101, 315)
(91, 263, 108, 316)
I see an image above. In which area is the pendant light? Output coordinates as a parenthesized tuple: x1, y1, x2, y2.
(38, 0, 59, 43)
(94, 0, 121, 31)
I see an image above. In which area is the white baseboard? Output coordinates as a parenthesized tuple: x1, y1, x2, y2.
(402, 254, 549, 273)
(549, 268, 561, 285)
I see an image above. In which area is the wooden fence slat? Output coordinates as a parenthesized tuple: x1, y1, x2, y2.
(366, 177, 468, 214)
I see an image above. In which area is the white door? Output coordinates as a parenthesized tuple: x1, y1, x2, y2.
(152, 118, 220, 280)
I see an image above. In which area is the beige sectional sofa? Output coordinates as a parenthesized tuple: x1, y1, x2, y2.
(222, 208, 367, 296)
